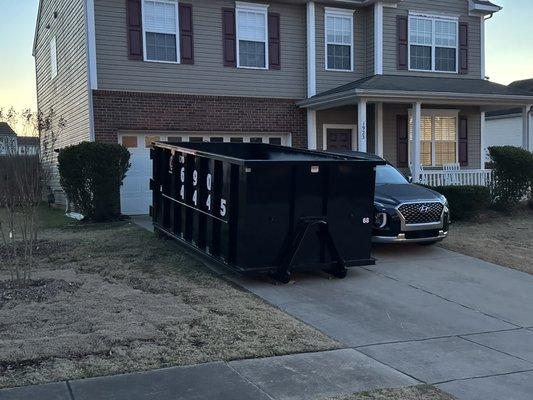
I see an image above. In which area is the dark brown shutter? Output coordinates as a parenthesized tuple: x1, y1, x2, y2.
(397, 115, 409, 168)
(179, 3, 194, 64)
(459, 116, 468, 166)
(459, 22, 469, 74)
(127, 0, 143, 60)
(397, 15, 408, 70)
(268, 13, 280, 70)
(222, 8, 236, 67)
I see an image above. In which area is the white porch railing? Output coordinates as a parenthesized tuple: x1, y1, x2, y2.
(418, 169, 493, 187)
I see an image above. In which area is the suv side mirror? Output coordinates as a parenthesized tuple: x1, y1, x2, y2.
(407, 175, 413, 183)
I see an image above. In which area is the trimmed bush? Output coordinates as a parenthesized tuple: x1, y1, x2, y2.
(428, 185, 491, 220)
(58, 142, 130, 221)
(488, 146, 533, 209)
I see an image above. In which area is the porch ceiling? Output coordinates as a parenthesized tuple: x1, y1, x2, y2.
(298, 75, 533, 110)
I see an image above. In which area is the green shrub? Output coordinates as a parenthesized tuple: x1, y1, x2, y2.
(488, 146, 533, 209)
(58, 142, 130, 222)
(428, 185, 491, 220)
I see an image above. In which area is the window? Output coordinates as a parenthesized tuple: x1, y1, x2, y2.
(50, 36, 58, 79)
(236, 2, 268, 69)
(325, 8, 354, 71)
(409, 14, 458, 73)
(142, 0, 180, 63)
(409, 111, 458, 166)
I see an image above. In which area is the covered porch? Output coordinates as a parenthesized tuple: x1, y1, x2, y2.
(298, 75, 533, 186)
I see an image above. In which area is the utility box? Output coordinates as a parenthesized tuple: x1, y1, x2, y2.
(150, 142, 383, 282)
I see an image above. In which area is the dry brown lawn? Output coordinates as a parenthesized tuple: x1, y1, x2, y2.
(0, 211, 339, 389)
(325, 385, 455, 400)
(440, 207, 533, 274)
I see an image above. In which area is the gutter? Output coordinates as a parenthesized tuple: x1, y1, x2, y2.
(298, 89, 533, 108)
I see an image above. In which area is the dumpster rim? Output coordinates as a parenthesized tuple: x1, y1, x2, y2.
(152, 142, 386, 166)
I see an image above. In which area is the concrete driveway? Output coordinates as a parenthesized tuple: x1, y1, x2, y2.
(230, 244, 533, 400)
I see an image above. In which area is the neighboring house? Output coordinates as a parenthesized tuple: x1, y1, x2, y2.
(33, 0, 533, 215)
(0, 122, 40, 156)
(16, 136, 41, 156)
(0, 122, 18, 155)
(484, 79, 533, 165)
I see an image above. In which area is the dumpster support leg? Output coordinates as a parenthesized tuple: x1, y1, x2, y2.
(320, 225, 347, 279)
(273, 217, 347, 283)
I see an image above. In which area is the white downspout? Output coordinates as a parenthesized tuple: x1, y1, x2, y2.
(306, 2, 317, 150)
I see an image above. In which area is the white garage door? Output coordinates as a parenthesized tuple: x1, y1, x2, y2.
(119, 133, 289, 215)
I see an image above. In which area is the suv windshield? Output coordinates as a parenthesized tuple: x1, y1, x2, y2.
(376, 165, 408, 185)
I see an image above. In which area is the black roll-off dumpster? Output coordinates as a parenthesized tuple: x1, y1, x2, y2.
(150, 142, 383, 282)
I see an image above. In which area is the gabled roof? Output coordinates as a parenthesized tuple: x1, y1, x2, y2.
(298, 75, 533, 108)
(469, 0, 502, 14)
(0, 122, 17, 136)
(32, 0, 44, 57)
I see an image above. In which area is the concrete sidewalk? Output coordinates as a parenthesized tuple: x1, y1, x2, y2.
(0, 349, 416, 400)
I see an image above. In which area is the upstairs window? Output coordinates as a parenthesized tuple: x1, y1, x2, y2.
(50, 36, 58, 79)
(409, 14, 458, 73)
(236, 2, 268, 69)
(143, 0, 180, 63)
(325, 8, 354, 71)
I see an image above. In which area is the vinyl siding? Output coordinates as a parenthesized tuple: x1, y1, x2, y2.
(382, 104, 481, 169)
(35, 0, 91, 195)
(366, 6, 374, 77)
(94, 0, 306, 99)
(382, 0, 482, 79)
(315, 4, 368, 94)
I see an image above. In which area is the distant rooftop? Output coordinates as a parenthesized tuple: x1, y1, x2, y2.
(0, 122, 17, 136)
(486, 79, 533, 119)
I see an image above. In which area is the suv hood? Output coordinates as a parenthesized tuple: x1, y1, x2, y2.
(375, 184, 442, 206)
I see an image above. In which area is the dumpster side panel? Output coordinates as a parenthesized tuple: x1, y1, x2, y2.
(327, 164, 376, 265)
(235, 165, 292, 270)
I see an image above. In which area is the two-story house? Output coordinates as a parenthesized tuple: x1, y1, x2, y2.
(33, 0, 533, 215)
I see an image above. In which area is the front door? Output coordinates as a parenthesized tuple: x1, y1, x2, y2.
(326, 128, 353, 150)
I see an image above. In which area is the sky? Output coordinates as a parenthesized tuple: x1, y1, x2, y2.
(0, 0, 532, 130)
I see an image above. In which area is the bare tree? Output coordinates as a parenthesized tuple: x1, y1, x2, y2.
(0, 108, 62, 286)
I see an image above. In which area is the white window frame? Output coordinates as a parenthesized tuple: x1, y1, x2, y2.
(408, 12, 459, 74)
(324, 7, 354, 72)
(50, 36, 58, 79)
(235, 1, 269, 70)
(141, 0, 180, 64)
(409, 109, 460, 167)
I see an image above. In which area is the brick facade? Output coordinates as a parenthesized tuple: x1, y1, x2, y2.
(92, 90, 307, 148)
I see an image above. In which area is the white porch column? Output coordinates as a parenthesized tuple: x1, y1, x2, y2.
(373, 3, 384, 75)
(307, 109, 317, 150)
(480, 111, 486, 169)
(522, 105, 532, 151)
(357, 99, 367, 152)
(306, 2, 316, 98)
(411, 102, 422, 182)
(375, 102, 384, 157)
